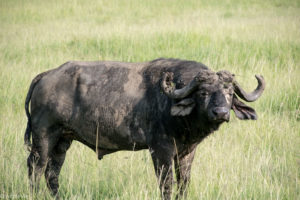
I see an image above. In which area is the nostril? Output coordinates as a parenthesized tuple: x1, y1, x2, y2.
(209, 107, 230, 122)
(212, 107, 229, 117)
(212, 109, 218, 116)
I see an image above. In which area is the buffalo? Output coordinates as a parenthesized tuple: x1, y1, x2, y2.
(24, 58, 265, 199)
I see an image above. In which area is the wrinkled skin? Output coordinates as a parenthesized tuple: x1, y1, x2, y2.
(24, 58, 265, 200)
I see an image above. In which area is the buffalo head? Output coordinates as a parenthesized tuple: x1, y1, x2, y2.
(161, 69, 265, 122)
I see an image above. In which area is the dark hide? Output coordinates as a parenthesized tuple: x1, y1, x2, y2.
(24, 58, 264, 200)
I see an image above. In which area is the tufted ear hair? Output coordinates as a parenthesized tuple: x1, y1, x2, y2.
(231, 94, 257, 120)
(171, 98, 195, 116)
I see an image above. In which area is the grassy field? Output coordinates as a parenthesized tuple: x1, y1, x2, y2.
(0, 0, 299, 199)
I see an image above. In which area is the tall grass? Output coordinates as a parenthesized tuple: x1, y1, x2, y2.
(0, 0, 299, 199)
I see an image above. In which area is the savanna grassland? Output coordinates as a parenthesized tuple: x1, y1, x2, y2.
(0, 0, 299, 199)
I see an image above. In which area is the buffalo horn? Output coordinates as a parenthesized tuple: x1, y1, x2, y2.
(234, 75, 265, 102)
(161, 72, 199, 99)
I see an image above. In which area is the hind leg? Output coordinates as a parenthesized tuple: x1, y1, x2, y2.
(27, 151, 40, 193)
(27, 127, 60, 193)
(45, 138, 72, 197)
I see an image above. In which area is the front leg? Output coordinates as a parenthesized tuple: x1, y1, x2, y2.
(150, 144, 174, 200)
(174, 146, 197, 199)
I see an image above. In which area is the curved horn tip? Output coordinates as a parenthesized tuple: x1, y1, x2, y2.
(255, 74, 266, 87)
(255, 74, 264, 80)
(234, 74, 266, 102)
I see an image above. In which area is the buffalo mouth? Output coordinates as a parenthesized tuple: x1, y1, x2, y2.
(209, 117, 230, 123)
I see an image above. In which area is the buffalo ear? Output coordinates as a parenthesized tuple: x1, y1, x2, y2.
(171, 98, 195, 116)
(232, 95, 257, 120)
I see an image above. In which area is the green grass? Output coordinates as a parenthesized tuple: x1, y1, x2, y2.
(0, 0, 299, 199)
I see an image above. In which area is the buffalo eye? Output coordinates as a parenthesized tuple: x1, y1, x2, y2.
(225, 88, 234, 97)
(199, 91, 208, 97)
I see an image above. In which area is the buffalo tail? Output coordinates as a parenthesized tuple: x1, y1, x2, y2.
(24, 71, 50, 152)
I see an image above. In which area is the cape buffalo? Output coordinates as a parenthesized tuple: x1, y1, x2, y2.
(24, 58, 265, 199)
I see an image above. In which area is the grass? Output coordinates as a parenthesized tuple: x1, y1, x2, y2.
(0, 0, 299, 199)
